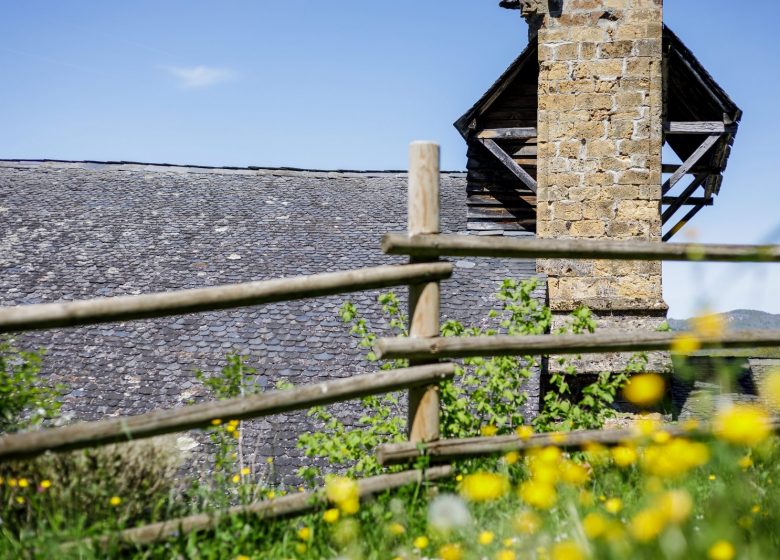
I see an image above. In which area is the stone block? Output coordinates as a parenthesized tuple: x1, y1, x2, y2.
(575, 93, 614, 111)
(598, 41, 634, 58)
(570, 219, 606, 237)
(586, 138, 618, 158)
(573, 59, 624, 80)
(553, 201, 584, 221)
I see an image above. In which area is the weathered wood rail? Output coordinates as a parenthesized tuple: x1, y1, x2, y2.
(0, 363, 455, 462)
(3, 140, 780, 547)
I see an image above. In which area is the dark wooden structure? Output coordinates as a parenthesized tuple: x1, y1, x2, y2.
(454, 27, 741, 239)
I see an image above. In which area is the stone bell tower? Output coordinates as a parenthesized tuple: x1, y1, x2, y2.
(527, 0, 667, 371)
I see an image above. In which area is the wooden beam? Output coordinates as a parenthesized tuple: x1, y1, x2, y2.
(0, 262, 453, 334)
(74, 466, 453, 548)
(662, 133, 721, 193)
(479, 138, 537, 193)
(374, 329, 780, 361)
(662, 174, 708, 224)
(663, 204, 705, 242)
(0, 363, 456, 462)
(381, 233, 780, 263)
(662, 163, 719, 174)
(476, 127, 538, 140)
(407, 142, 442, 443)
(376, 420, 780, 465)
(664, 121, 737, 134)
(661, 197, 713, 206)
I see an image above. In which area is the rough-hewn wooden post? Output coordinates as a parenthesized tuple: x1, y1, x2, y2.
(407, 141, 441, 442)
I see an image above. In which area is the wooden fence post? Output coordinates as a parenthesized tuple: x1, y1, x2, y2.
(407, 141, 441, 443)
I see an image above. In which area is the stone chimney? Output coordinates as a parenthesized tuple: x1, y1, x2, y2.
(527, 0, 667, 372)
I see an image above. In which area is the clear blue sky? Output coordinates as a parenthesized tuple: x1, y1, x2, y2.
(1, 1, 779, 319)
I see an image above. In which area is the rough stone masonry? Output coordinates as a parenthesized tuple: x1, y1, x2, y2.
(526, 0, 667, 372)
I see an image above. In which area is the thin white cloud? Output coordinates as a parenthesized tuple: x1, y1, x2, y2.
(167, 65, 235, 89)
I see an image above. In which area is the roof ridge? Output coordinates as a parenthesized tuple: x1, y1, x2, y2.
(0, 159, 466, 177)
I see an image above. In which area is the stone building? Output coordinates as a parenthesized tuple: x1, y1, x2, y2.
(457, 0, 740, 372)
(0, 0, 744, 478)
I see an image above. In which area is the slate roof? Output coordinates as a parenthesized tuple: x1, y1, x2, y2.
(0, 160, 543, 482)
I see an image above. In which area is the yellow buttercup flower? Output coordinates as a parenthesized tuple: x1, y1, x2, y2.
(496, 550, 516, 560)
(295, 543, 307, 554)
(413, 535, 429, 549)
(652, 430, 671, 444)
(633, 416, 660, 437)
(641, 438, 709, 478)
(629, 507, 667, 541)
(297, 526, 311, 541)
(210, 418, 222, 426)
(109, 496, 122, 506)
(671, 334, 700, 354)
(325, 476, 360, 514)
(708, 540, 735, 560)
(559, 460, 590, 486)
(611, 445, 638, 467)
(623, 373, 665, 407)
(322, 508, 340, 523)
(18, 478, 29, 488)
(225, 424, 237, 433)
(240, 467, 250, 476)
(551, 541, 584, 560)
(481, 424, 498, 437)
(478, 530, 495, 545)
(514, 510, 541, 534)
(438, 543, 462, 560)
(550, 432, 567, 444)
(582, 512, 608, 539)
(738, 455, 753, 469)
(235, 555, 250, 560)
(519, 480, 557, 509)
(232, 474, 241, 484)
(516, 425, 534, 440)
(713, 404, 772, 446)
(40, 479, 52, 489)
(691, 312, 725, 338)
(604, 497, 623, 514)
(503, 451, 520, 465)
(388, 522, 405, 536)
(15, 496, 25, 505)
(655, 490, 692, 524)
(459, 472, 509, 502)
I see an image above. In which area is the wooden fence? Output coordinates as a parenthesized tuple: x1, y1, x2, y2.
(1, 141, 779, 547)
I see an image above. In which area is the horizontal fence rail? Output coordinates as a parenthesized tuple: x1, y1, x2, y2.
(72, 465, 452, 548)
(375, 329, 780, 360)
(382, 233, 780, 262)
(0, 363, 456, 462)
(377, 420, 780, 465)
(0, 262, 453, 334)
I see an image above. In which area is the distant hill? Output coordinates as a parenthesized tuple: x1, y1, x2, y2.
(668, 309, 780, 331)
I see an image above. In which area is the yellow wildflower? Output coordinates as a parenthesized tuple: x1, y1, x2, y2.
(623, 373, 665, 407)
(633, 416, 660, 437)
(691, 312, 725, 338)
(671, 334, 700, 354)
(232, 474, 241, 484)
(235, 555, 250, 560)
(656, 490, 692, 524)
(516, 425, 534, 440)
(240, 467, 250, 476)
(514, 510, 541, 534)
(504, 451, 520, 465)
(751, 504, 761, 514)
(388, 522, 405, 536)
(438, 543, 462, 560)
(40, 480, 52, 489)
(682, 418, 700, 432)
(642, 438, 709, 478)
(297, 526, 311, 541)
(496, 550, 516, 560)
(629, 507, 666, 541)
(229, 419, 240, 426)
(709, 474, 717, 481)
(455, 474, 463, 482)
(502, 538, 515, 547)
(479, 530, 495, 545)
(583, 442, 609, 466)
(481, 424, 498, 437)
(231, 430, 240, 439)
(109, 496, 122, 506)
(738, 455, 753, 470)
(298, 486, 305, 493)
(18, 478, 29, 488)
(714, 404, 772, 446)
(551, 541, 584, 560)
(322, 508, 340, 523)
(611, 445, 638, 467)
(459, 472, 509, 502)
(519, 480, 557, 509)
(267, 490, 276, 499)
(295, 543, 307, 554)
(225, 424, 237, 433)
(266, 457, 274, 464)
(15, 496, 25, 505)
(652, 430, 671, 444)
(708, 540, 735, 560)
(413, 535, 429, 549)
(559, 460, 590, 486)
(760, 370, 780, 410)
(604, 497, 623, 514)
(582, 512, 608, 539)
(210, 418, 222, 426)
(0, 476, 4, 485)
(325, 476, 360, 514)
(8, 478, 17, 487)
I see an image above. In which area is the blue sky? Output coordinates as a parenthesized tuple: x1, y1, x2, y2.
(1, 1, 779, 319)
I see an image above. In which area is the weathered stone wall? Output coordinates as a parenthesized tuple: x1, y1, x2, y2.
(529, 0, 667, 371)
